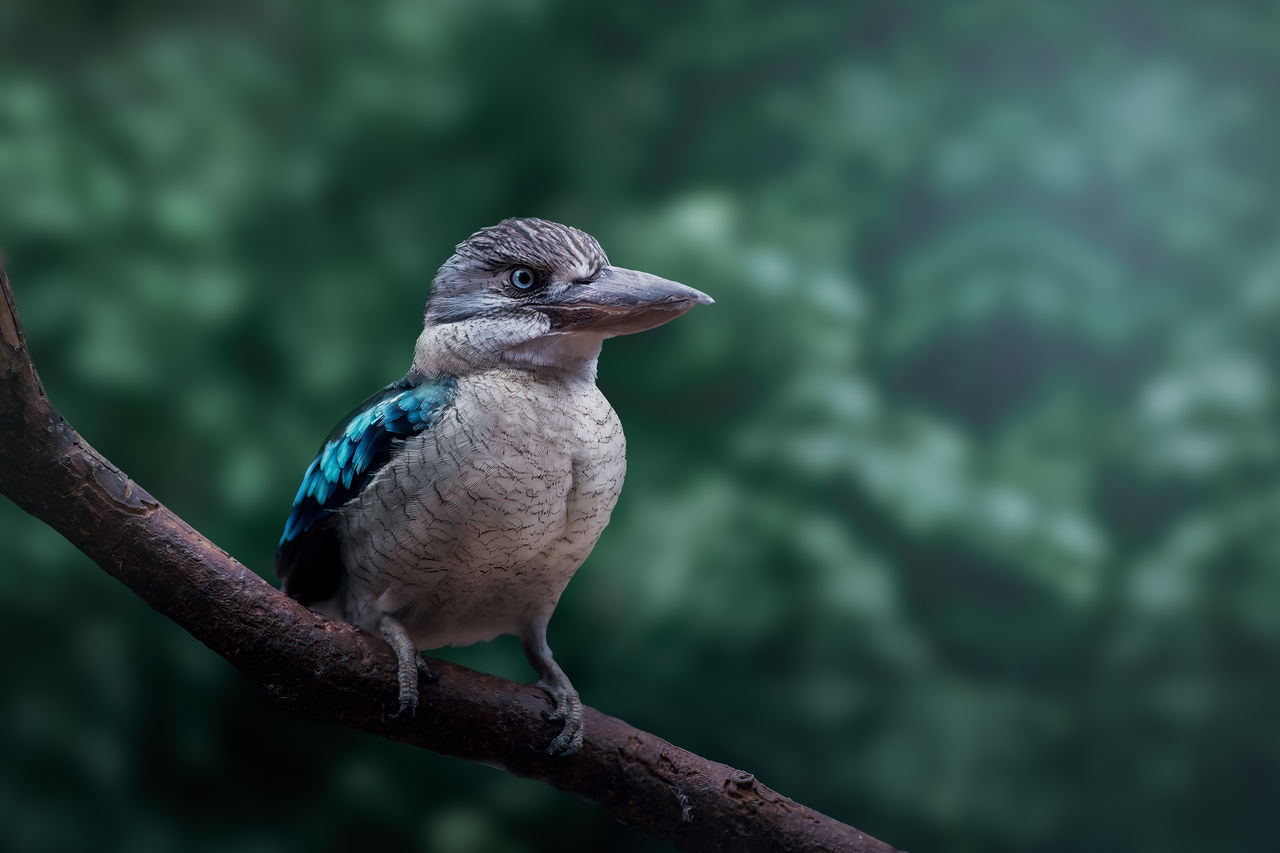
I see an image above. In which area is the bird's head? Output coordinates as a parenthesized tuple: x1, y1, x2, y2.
(416, 218, 712, 375)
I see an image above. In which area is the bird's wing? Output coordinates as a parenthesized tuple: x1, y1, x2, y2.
(275, 373, 458, 603)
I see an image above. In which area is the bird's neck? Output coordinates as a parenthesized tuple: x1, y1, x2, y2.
(412, 319, 602, 383)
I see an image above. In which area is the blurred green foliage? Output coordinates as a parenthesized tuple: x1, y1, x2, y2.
(3, 1, 1280, 851)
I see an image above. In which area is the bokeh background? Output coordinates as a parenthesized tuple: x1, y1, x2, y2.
(3, 1, 1280, 851)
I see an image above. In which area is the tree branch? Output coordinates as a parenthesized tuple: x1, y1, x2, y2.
(0, 268, 900, 853)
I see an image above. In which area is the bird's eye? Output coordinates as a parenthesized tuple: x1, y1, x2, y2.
(509, 268, 537, 290)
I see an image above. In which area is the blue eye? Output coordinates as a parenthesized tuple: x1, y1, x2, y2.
(509, 268, 536, 290)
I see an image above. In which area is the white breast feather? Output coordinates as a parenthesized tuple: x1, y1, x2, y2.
(337, 370, 625, 650)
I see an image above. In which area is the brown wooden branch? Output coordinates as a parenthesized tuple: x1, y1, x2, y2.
(0, 268, 900, 853)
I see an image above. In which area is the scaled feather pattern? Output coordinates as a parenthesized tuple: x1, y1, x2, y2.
(280, 375, 458, 546)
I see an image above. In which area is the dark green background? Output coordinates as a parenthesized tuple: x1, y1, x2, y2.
(3, 1, 1279, 851)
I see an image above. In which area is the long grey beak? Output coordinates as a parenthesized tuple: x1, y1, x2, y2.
(536, 266, 714, 337)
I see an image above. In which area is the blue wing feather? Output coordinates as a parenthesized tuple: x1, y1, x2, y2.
(276, 373, 457, 602)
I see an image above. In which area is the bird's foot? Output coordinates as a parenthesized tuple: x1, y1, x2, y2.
(380, 615, 423, 720)
(385, 656, 420, 720)
(536, 679, 583, 756)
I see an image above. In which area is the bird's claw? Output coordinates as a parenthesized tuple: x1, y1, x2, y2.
(381, 616, 424, 721)
(386, 660, 442, 720)
(543, 721, 581, 756)
(387, 691, 417, 721)
(416, 657, 441, 681)
(534, 679, 583, 756)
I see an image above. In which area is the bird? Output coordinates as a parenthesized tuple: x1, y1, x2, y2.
(276, 217, 712, 755)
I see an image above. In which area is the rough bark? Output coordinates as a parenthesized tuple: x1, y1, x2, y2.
(0, 269, 901, 853)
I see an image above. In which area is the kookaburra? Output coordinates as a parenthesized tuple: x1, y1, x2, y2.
(277, 217, 711, 755)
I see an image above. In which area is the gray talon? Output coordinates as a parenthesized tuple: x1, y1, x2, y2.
(416, 656, 441, 681)
(522, 625, 584, 756)
(381, 615, 421, 719)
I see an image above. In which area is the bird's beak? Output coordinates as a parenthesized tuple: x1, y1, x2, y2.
(536, 266, 714, 337)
